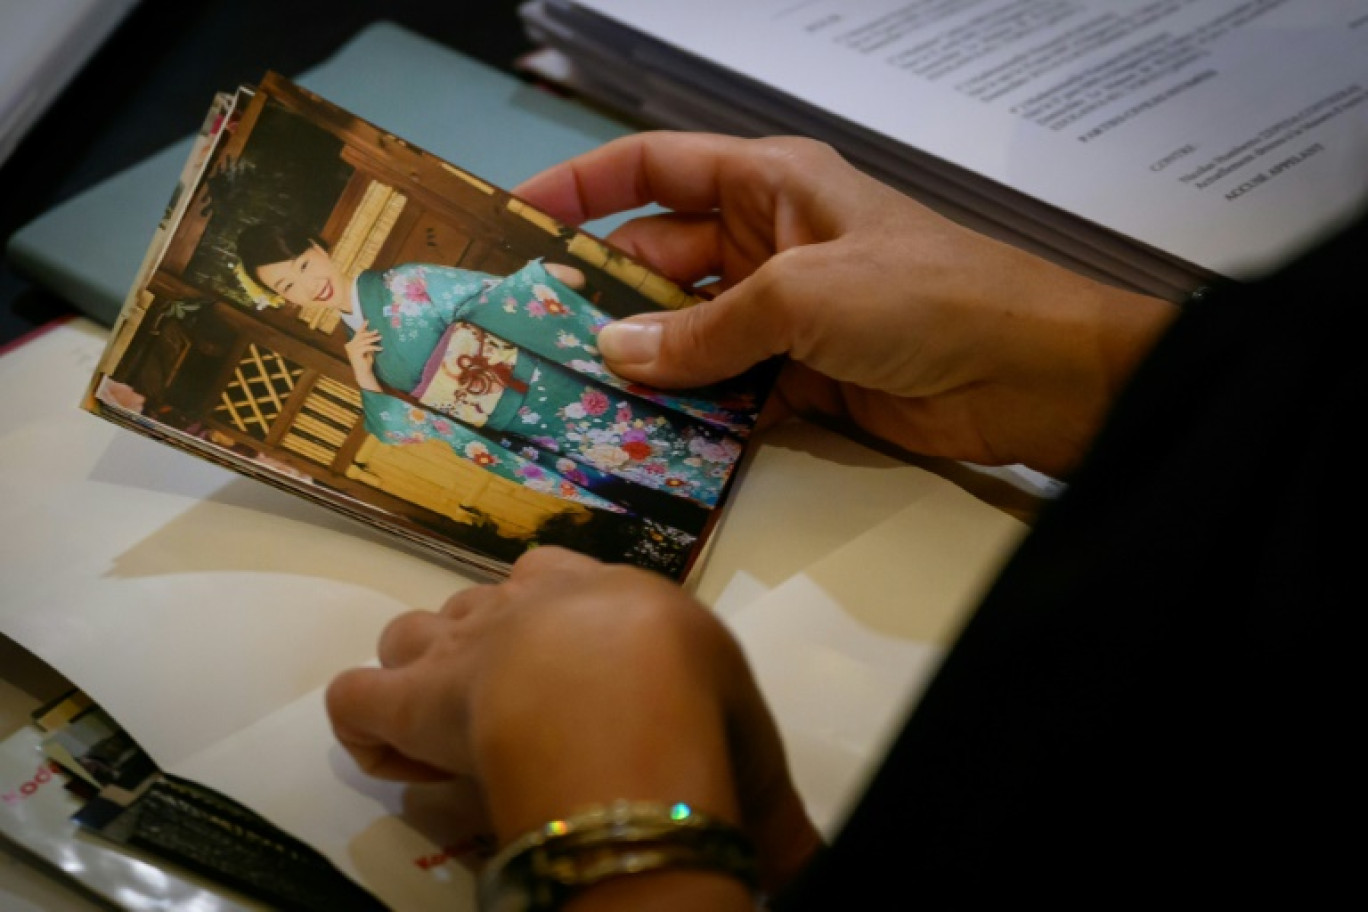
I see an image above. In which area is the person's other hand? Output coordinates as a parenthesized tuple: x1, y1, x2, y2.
(515, 132, 1176, 478)
(325, 546, 820, 902)
(344, 321, 383, 392)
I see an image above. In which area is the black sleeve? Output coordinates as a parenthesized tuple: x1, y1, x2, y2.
(772, 207, 1367, 909)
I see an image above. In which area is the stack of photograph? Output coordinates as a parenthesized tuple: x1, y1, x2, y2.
(84, 72, 775, 584)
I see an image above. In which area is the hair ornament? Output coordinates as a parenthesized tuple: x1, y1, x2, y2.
(233, 260, 285, 310)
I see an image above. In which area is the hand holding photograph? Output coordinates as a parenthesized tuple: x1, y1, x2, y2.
(82, 73, 772, 581)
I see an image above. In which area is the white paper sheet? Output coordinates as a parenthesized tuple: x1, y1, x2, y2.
(725, 482, 1026, 834)
(0, 322, 477, 776)
(563, 0, 1368, 279)
(0, 318, 1029, 908)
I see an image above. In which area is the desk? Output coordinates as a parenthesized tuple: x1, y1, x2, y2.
(0, 0, 537, 348)
(0, 8, 1039, 907)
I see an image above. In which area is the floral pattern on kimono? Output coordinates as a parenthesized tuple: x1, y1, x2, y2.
(353, 259, 754, 509)
(362, 393, 627, 513)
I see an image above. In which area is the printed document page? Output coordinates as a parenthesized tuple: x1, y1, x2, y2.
(571, 0, 1368, 279)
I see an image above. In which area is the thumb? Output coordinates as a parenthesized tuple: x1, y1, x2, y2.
(597, 277, 792, 389)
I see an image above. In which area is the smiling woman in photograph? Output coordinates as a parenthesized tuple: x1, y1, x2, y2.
(236, 222, 756, 518)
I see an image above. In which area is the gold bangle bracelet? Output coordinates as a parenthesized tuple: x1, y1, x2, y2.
(477, 800, 759, 911)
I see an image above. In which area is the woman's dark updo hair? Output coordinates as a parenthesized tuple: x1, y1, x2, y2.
(236, 223, 324, 277)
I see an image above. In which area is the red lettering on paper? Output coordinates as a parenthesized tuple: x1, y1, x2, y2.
(412, 834, 498, 870)
(2, 760, 63, 805)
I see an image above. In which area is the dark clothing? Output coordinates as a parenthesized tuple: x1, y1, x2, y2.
(778, 211, 1363, 906)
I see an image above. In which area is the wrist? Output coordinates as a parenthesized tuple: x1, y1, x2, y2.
(993, 265, 1177, 477)
(480, 801, 758, 912)
(350, 363, 382, 392)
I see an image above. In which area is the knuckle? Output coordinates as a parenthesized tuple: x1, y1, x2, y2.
(323, 669, 360, 713)
(671, 304, 719, 358)
(513, 544, 593, 576)
(376, 609, 431, 662)
(749, 136, 842, 178)
(746, 252, 829, 359)
(747, 255, 802, 316)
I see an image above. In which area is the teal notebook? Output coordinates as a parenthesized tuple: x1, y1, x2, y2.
(6, 21, 639, 327)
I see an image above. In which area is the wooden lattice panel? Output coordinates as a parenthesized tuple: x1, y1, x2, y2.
(280, 379, 364, 467)
(214, 344, 303, 439)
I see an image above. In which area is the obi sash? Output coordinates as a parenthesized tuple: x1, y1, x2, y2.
(410, 322, 535, 427)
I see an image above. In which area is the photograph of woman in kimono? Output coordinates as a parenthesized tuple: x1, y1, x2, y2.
(235, 224, 759, 532)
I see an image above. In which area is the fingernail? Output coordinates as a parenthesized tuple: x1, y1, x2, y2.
(598, 320, 662, 365)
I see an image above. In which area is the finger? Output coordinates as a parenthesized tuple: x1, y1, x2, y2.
(595, 252, 812, 388)
(437, 582, 500, 621)
(376, 609, 446, 668)
(513, 131, 754, 225)
(508, 544, 603, 581)
(603, 212, 725, 289)
(325, 666, 453, 782)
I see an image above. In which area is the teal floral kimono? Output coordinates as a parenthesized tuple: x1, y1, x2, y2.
(353, 259, 759, 515)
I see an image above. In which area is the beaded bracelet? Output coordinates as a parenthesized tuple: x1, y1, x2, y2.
(477, 799, 759, 911)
